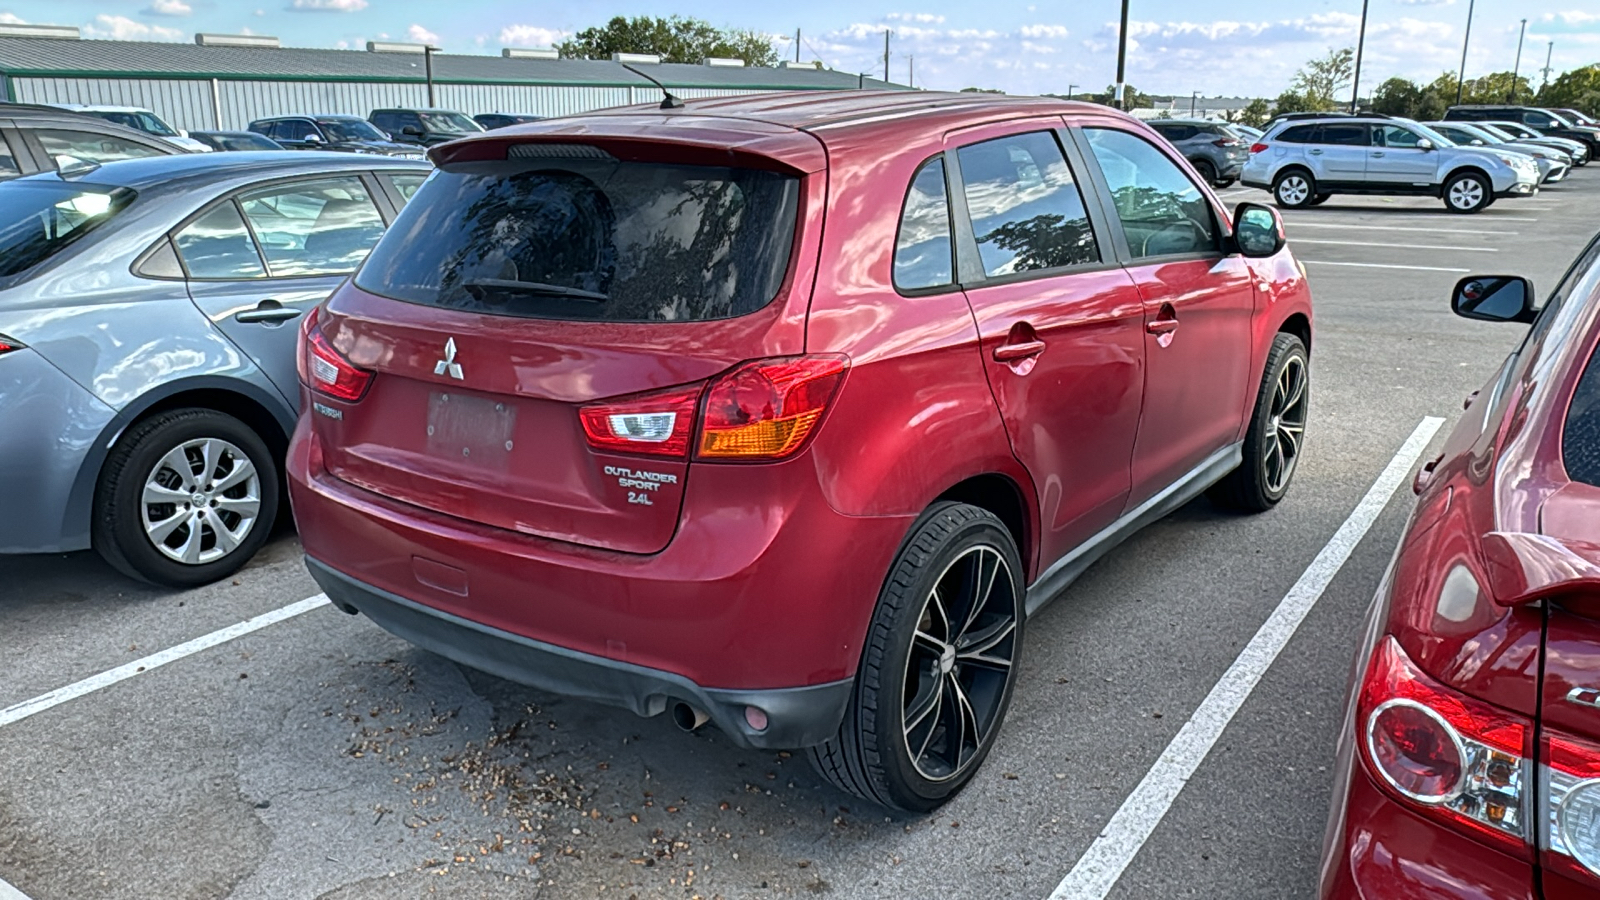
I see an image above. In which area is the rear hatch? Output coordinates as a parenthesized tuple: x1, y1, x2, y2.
(309, 124, 822, 554)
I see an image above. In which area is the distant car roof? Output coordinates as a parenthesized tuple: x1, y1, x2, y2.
(39, 151, 428, 192)
(51, 104, 156, 114)
(189, 130, 270, 137)
(372, 107, 470, 113)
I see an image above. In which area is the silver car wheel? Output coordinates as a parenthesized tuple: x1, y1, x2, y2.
(1448, 178, 1485, 210)
(1263, 355, 1308, 494)
(140, 437, 262, 565)
(1277, 175, 1310, 205)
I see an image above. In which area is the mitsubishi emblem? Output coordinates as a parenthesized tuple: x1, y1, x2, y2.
(434, 337, 464, 380)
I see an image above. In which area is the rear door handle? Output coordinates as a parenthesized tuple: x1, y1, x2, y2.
(1146, 318, 1179, 336)
(993, 340, 1046, 363)
(234, 301, 303, 325)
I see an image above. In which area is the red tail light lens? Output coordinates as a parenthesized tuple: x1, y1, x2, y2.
(1215, 138, 1241, 147)
(697, 355, 848, 460)
(0, 334, 23, 355)
(1250, 142, 1270, 154)
(1357, 636, 1531, 854)
(1545, 733, 1600, 884)
(579, 384, 701, 458)
(297, 306, 373, 402)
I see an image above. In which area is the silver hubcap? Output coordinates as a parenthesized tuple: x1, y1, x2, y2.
(1278, 176, 1309, 205)
(1449, 179, 1484, 209)
(140, 438, 261, 565)
(1264, 356, 1308, 494)
(902, 545, 1018, 783)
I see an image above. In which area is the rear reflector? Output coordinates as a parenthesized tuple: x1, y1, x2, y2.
(1250, 142, 1270, 154)
(580, 384, 701, 458)
(297, 307, 373, 402)
(698, 355, 848, 460)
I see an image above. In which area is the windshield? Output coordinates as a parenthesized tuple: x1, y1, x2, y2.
(221, 134, 281, 151)
(1478, 123, 1518, 141)
(90, 111, 178, 137)
(1410, 123, 1459, 147)
(419, 112, 484, 134)
(319, 119, 388, 142)
(1450, 123, 1501, 144)
(355, 158, 801, 322)
(1545, 110, 1574, 128)
(0, 182, 135, 282)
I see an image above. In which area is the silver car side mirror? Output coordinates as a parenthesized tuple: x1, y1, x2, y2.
(1417, 139, 1435, 151)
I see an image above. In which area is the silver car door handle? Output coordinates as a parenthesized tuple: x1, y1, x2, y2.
(235, 304, 303, 324)
(1307, 149, 1324, 155)
(1371, 151, 1386, 157)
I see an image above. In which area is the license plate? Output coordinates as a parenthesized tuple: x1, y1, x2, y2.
(427, 390, 516, 471)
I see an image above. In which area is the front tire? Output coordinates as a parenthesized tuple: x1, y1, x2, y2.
(93, 409, 279, 587)
(1209, 333, 1308, 512)
(1443, 171, 1491, 213)
(808, 502, 1024, 813)
(1273, 170, 1316, 208)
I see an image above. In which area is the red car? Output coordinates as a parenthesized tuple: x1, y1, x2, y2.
(287, 92, 1314, 811)
(1319, 241, 1600, 897)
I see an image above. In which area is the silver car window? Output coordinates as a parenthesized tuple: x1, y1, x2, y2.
(238, 177, 386, 277)
(174, 203, 267, 280)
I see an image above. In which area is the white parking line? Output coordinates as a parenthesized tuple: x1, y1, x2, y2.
(0, 594, 329, 730)
(1046, 417, 1445, 900)
(0, 875, 33, 900)
(1291, 239, 1498, 253)
(1302, 260, 1471, 273)
(1284, 214, 1539, 223)
(1288, 222, 1516, 235)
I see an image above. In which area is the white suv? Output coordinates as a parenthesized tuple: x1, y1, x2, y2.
(1242, 115, 1539, 213)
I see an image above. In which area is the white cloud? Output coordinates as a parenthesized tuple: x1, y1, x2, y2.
(499, 24, 568, 47)
(886, 13, 945, 24)
(0, 12, 25, 24)
(254, 9, 265, 16)
(1542, 10, 1600, 26)
(83, 15, 184, 40)
(1020, 24, 1070, 39)
(288, 0, 368, 11)
(406, 23, 439, 44)
(144, 0, 191, 15)
(1394, 0, 1454, 6)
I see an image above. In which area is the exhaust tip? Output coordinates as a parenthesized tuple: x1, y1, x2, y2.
(670, 701, 709, 732)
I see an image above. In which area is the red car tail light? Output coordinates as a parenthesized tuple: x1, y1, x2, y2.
(1250, 142, 1270, 154)
(297, 306, 373, 402)
(697, 355, 848, 460)
(579, 384, 702, 458)
(1357, 636, 1532, 855)
(1214, 138, 1241, 147)
(0, 336, 22, 355)
(1545, 733, 1600, 885)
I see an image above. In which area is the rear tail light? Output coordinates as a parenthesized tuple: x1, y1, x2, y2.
(0, 334, 23, 355)
(1545, 733, 1600, 885)
(297, 306, 373, 402)
(579, 384, 701, 458)
(1357, 636, 1532, 854)
(1250, 142, 1269, 154)
(1215, 138, 1241, 147)
(578, 355, 850, 462)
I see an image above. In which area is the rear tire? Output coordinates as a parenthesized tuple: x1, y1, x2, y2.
(1272, 170, 1316, 208)
(1209, 333, 1308, 513)
(1215, 176, 1237, 189)
(93, 409, 279, 587)
(1193, 159, 1218, 186)
(807, 502, 1024, 813)
(1443, 171, 1491, 214)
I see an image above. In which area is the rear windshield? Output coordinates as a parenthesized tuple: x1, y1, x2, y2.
(355, 158, 801, 322)
(0, 181, 135, 283)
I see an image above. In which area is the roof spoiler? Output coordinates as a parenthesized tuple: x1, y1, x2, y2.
(1482, 531, 1600, 607)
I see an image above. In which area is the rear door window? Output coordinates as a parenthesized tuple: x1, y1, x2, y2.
(33, 129, 167, 168)
(1277, 124, 1316, 143)
(893, 157, 954, 291)
(238, 176, 386, 276)
(1317, 124, 1371, 146)
(389, 173, 427, 203)
(174, 203, 267, 280)
(955, 130, 1099, 277)
(355, 156, 801, 322)
(1083, 127, 1217, 259)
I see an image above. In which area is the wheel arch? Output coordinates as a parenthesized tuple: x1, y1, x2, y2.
(1277, 312, 1312, 355)
(1440, 165, 1492, 195)
(1273, 164, 1315, 184)
(934, 473, 1032, 582)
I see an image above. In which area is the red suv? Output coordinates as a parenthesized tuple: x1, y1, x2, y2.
(287, 92, 1314, 812)
(1319, 239, 1600, 897)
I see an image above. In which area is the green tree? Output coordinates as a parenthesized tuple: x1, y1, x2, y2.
(557, 16, 779, 67)
(960, 87, 1006, 94)
(1235, 98, 1271, 127)
(1290, 47, 1355, 110)
(1429, 71, 1537, 106)
(1368, 76, 1448, 119)
(1082, 83, 1143, 110)
(1537, 65, 1600, 117)
(1272, 89, 1316, 115)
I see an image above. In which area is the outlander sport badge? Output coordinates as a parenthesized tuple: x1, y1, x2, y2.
(434, 337, 464, 380)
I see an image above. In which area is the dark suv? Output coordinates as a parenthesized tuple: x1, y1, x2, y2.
(0, 103, 179, 180)
(248, 115, 427, 159)
(1445, 105, 1600, 157)
(368, 108, 484, 147)
(1147, 118, 1248, 187)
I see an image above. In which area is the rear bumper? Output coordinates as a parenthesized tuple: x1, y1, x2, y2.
(306, 556, 853, 749)
(0, 349, 113, 554)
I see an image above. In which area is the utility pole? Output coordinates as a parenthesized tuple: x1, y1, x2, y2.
(1350, 0, 1370, 113)
(1190, 91, 1199, 116)
(423, 44, 439, 107)
(883, 30, 891, 84)
(1067, 83, 1078, 100)
(1540, 41, 1554, 91)
(1114, 0, 1130, 110)
(794, 28, 801, 63)
(1509, 18, 1527, 102)
(908, 54, 914, 89)
(1456, 0, 1476, 106)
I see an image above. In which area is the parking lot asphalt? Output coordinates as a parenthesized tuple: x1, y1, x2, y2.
(3, 168, 1597, 900)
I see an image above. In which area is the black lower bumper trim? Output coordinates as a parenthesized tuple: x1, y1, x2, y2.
(305, 557, 853, 749)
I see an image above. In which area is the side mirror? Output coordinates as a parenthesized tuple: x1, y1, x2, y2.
(304, 133, 323, 144)
(1417, 138, 1435, 151)
(1452, 275, 1538, 324)
(401, 125, 424, 137)
(1470, 139, 1485, 146)
(1233, 202, 1285, 258)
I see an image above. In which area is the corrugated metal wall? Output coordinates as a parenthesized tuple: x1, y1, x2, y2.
(10, 76, 765, 132)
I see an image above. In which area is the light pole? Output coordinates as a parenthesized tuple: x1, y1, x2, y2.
(1067, 83, 1078, 101)
(1455, 0, 1476, 105)
(1190, 91, 1199, 116)
(1350, 0, 1370, 113)
(1114, 0, 1130, 110)
(423, 44, 440, 107)
(883, 30, 891, 83)
(1540, 41, 1554, 92)
(1509, 18, 1527, 102)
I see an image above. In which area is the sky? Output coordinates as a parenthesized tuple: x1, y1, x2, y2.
(1, 1, 1597, 97)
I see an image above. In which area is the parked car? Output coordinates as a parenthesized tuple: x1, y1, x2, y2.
(0, 102, 181, 180)
(0, 152, 429, 585)
(47, 104, 211, 153)
(189, 130, 285, 153)
(1230, 123, 1265, 142)
(1318, 234, 1600, 900)
(368, 108, 484, 147)
(473, 113, 543, 130)
(1425, 121, 1572, 184)
(1146, 118, 1248, 187)
(1481, 121, 1592, 166)
(248, 115, 427, 159)
(288, 92, 1314, 812)
(1551, 107, 1598, 128)
(1243, 115, 1540, 212)
(1444, 105, 1600, 157)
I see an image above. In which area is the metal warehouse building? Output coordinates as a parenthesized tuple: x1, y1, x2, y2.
(0, 23, 896, 133)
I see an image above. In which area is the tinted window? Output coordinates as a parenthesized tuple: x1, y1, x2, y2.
(419, 111, 482, 134)
(88, 111, 177, 136)
(174, 203, 266, 280)
(222, 134, 281, 151)
(370, 113, 398, 132)
(893, 157, 954, 291)
(1277, 125, 1317, 144)
(1378, 125, 1425, 149)
(390, 173, 427, 203)
(0, 182, 135, 281)
(318, 119, 386, 142)
(1522, 110, 1555, 128)
(278, 121, 315, 141)
(1567, 342, 1600, 488)
(33, 129, 166, 168)
(356, 159, 800, 322)
(0, 133, 19, 179)
(1085, 128, 1217, 259)
(1317, 124, 1370, 146)
(956, 131, 1098, 277)
(239, 177, 386, 277)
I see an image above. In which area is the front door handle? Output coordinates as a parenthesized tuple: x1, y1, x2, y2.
(993, 340, 1046, 363)
(1147, 303, 1180, 347)
(1307, 149, 1324, 155)
(1371, 151, 1386, 158)
(234, 301, 303, 325)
